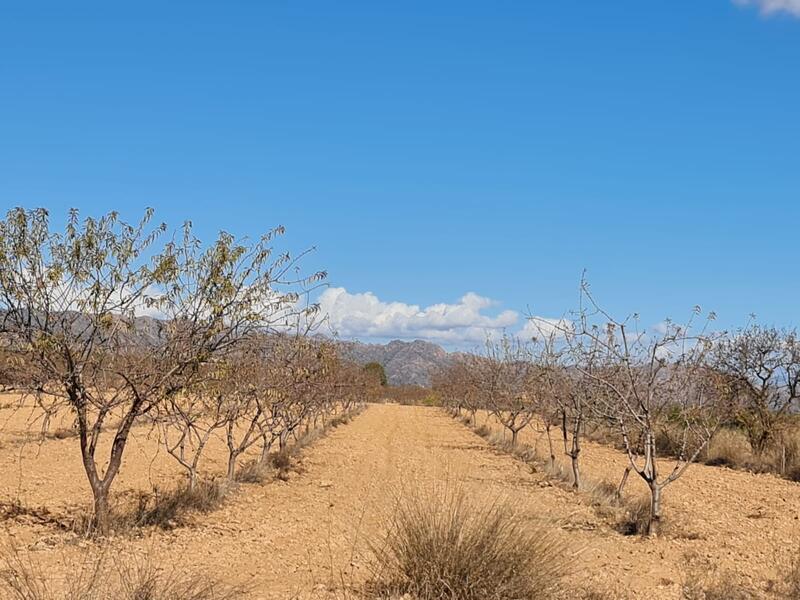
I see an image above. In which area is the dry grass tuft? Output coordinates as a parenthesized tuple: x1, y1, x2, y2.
(704, 429, 752, 468)
(329, 413, 353, 428)
(269, 448, 294, 480)
(586, 480, 619, 506)
(45, 427, 78, 440)
(64, 480, 232, 536)
(0, 543, 245, 600)
(473, 424, 491, 438)
(235, 460, 273, 484)
(115, 556, 244, 600)
(134, 479, 229, 529)
(365, 487, 570, 600)
(613, 495, 652, 536)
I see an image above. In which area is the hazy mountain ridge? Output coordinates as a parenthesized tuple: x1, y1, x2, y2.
(0, 311, 452, 387)
(338, 339, 451, 387)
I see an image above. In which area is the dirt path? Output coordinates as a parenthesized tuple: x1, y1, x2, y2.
(3, 403, 797, 598)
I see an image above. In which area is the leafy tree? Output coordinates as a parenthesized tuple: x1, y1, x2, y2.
(364, 361, 387, 386)
(713, 324, 800, 456)
(0, 207, 324, 534)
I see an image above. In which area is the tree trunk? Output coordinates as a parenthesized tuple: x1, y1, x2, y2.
(647, 481, 662, 537)
(546, 425, 556, 466)
(259, 437, 272, 465)
(570, 452, 581, 490)
(616, 466, 630, 500)
(562, 411, 581, 490)
(226, 452, 238, 481)
(185, 466, 197, 491)
(511, 428, 518, 447)
(93, 488, 110, 536)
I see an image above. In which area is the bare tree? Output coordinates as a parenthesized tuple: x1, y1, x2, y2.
(481, 337, 540, 447)
(158, 371, 229, 491)
(575, 280, 721, 536)
(529, 328, 586, 489)
(432, 354, 482, 424)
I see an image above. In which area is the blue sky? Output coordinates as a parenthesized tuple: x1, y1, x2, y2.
(1, 1, 799, 347)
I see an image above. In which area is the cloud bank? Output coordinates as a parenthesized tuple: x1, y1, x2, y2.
(317, 287, 519, 345)
(316, 287, 572, 347)
(734, 0, 800, 16)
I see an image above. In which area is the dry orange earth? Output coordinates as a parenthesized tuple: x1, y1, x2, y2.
(0, 397, 798, 599)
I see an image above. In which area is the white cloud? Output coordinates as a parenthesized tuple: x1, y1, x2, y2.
(734, 0, 800, 16)
(317, 287, 519, 345)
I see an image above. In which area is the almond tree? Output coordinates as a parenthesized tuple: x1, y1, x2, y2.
(713, 324, 800, 457)
(432, 354, 482, 424)
(576, 281, 722, 536)
(0, 207, 324, 534)
(158, 371, 229, 491)
(483, 337, 540, 447)
(221, 345, 270, 482)
(530, 327, 583, 489)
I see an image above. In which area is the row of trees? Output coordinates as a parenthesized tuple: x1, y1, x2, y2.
(434, 280, 800, 536)
(0, 208, 376, 534)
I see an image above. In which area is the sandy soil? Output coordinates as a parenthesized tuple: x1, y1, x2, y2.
(1, 399, 798, 598)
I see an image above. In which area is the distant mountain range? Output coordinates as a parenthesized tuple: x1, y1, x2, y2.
(1, 310, 452, 388)
(338, 339, 451, 387)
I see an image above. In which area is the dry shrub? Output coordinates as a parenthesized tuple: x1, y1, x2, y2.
(115, 556, 244, 600)
(365, 487, 569, 600)
(474, 424, 491, 438)
(488, 431, 513, 451)
(134, 479, 229, 529)
(655, 425, 685, 458)
(45, 427, 78, 440)
(329, 413, 352, 428)
(0, 542, 48, 600)
(0, 543, 245, 600)
(582, 423, 625, 451)
(705, 428, 751, 468)
(542, 459, 573, 486)
(765, 428, 800, 481)
(270, 448, 293, 476)
(586, 480, 619, 509)
(614, 495, 652, 536)
(235, 459, 272, 484)
(62, 479, 232, 536)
